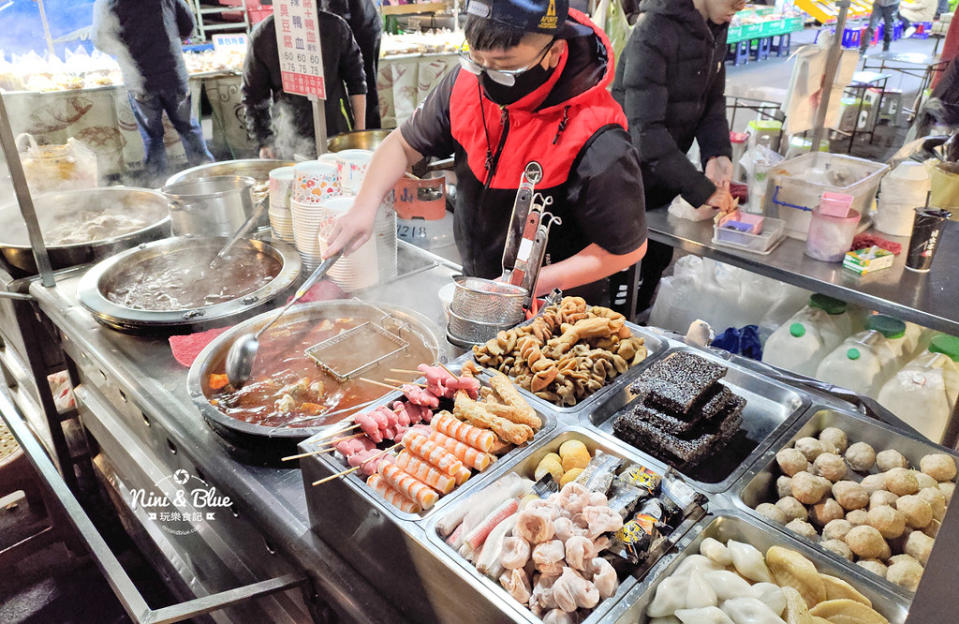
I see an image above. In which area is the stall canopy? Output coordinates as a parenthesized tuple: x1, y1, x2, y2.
(0, 0, 96, 60)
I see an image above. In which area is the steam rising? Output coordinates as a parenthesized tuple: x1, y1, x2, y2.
(270, 99, 318, 160)
(91, 0, 143, 93)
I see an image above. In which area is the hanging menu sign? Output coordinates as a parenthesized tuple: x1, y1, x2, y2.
(275, 0, 326, 99)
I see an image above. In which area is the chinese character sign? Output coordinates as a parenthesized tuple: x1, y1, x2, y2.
(275, 0, 326, 98)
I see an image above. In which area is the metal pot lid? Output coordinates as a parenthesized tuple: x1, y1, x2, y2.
(164, 159, 295, 187)
(0, 186, 171, 250)
(77, 236, 301, 330)
(162, 175, 257, 199)
(186, 300, 441, 439)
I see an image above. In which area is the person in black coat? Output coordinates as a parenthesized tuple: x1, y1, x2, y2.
(242, 13, 367, 159)
(612, 0, 743, 313)
(322, 0, 383, 128)
(92, 0, 213, 182)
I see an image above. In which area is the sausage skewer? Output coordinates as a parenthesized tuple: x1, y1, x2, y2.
(311, 443, 400, 486)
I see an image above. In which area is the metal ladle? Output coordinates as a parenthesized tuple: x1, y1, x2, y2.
(225, 251, 344, 386)
(209, 191, 270, 268)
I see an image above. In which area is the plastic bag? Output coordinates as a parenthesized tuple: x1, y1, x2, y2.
(667, 194, 718, 221)
(713, 325, 763, 360)
(16, 133, 99, 193)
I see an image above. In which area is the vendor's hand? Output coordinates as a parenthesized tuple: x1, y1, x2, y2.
(705, 156, 733, 188)
(259, 146, 276, 159)
(323, 201, 378, 258)
(705, 185, 736, 213)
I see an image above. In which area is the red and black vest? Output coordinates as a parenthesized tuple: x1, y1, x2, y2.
(447, 11, 628, 281)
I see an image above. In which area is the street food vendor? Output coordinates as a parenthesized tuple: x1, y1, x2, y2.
(242, 11, 367, 159)
(324, 0, 648, 305)
(612, 0, 741, 313)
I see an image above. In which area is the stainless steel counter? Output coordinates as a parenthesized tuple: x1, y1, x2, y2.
(646, 210, 959, 336)
(19, 242, 459, 624)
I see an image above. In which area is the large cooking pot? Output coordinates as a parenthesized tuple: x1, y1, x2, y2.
(187, 300, 440, 464)
(164, 158, 295, 187)
(162, 175, 265, 237)
(76, 236, 301, 334)
(0, 187, 171, 276)
(327, 129, 392, 153)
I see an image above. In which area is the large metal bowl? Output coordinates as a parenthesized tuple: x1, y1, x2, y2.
(76, 236, 301, 334)
(164, 159, 295, 187)
(186, 300, 441, 463)
(0, 187, 172, 275)
(327, 129, 392, 153)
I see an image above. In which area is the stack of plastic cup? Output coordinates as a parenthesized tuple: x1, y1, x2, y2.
(334, 149, 373, 194)
(293, 160, 340, 206)
(291, 198, 327, 271)
(375, 190, 398, 281)
(268, 166, 295, 243)
(317, 196, 379, 291)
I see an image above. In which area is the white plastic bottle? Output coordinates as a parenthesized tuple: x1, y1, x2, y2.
(862, 315, 910, 381)
(815, 331, 892, 397)
(762, 294, 851, 377)
(877, 335, 959, 443)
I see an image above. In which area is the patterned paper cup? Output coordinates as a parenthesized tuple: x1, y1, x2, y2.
(293, 160, 340, 204)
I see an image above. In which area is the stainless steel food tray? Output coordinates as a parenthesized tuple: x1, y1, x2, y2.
(603, 512, 911, 624)
(593, 345, 808, 494)
(422, 425, 703, 624)
(732, 405, 959, 600)
(475, 322, 671, 422)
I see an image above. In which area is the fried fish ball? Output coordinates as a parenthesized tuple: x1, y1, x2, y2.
(535, 454, 564, 482)
(869, 489, 899, 510)
(777, 448, 810, 477)
(905, 530, 934, 565)
(844, 442, 876, 473)
(866, 504, 906, 539)
(920, 453, 958, 482)
(757, 502, 787, 524)
(811, 498, 845, 527)
(777, 475, 794, 499)
(939, 481, 955, 504)
(785, 518, 819, 541)
(846, 509, 869, 526)
(888, 554, 920, 566)
(886, 560, 923, 592)
(885, 468, 920, 496)
(819, 427, 848, 454)
(896, 495, 933, 529)
(845, 525, 888, 559)
(875, 449, 909, 472)
(914, 472, 938, 490)
(918, 487, 947, 521)
(795, 437, 826, 461)
(832, 481, 869, 511)
(814, 453, 848, 482)
(856, 559, 888, 577)
(821, 538, 854, 561)
(792, 471, 832, 505)
(822, 518, 853, 542)
(922, 518, 941, 538)
(558, 440, 590, 472)
(776, 496, 808, 521)
(859, 473, 887, 494)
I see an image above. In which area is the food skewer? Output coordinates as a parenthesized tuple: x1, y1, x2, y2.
(358, 377, 403, 391)
(280, 431, 366, 462)
(312, 443, 400, 486)
(384, 377, 427, 388)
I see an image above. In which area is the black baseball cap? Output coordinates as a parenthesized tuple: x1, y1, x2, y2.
(466, 0, 594, 39)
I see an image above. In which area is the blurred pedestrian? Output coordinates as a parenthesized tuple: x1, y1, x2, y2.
(323, 0, 383, 128)
(861, 0, 904, 53)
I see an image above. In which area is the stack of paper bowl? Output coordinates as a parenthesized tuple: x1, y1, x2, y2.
(293, 160, 341, 205)
(291, 198, 327, 271)
(317, 196, 379, 291)
(268, 166, 295, 243)
(334, 149, 373, 194)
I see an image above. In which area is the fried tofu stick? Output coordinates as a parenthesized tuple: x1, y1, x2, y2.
(454, 391, 533, 445)
(488, 371, 540, 429)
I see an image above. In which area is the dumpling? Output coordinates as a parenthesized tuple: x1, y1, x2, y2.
(675, 606, 735, 624)
(542, 609, 575, 624)
(590, 557, 619, 599)
(647, 575, 689, 618)
(700, 537, 733, 566)
(685, 569, 718, 609)
(703, 570, 753, 601)
(749, 583, 787, 616)
(721, 597, 788, 624)
(727, 540, 774, 583)
(673, 554, 723, 577)
(650, 617, 682, 624)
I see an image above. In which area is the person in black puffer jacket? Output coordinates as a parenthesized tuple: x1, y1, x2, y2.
(322, 0, 383, 128)
(93, 0, 213, 182)
(612, 0, 743, 313)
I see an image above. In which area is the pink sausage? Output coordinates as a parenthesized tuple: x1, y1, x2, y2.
(464, 498, 519, 552)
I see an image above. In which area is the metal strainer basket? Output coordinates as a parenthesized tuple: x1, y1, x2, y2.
(449, 275, 526, 325)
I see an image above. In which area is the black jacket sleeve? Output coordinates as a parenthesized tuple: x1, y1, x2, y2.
(695, 61, 733, 166)
(399, 68, 457, 159)
(335, 18, 367, 95)
(241, 23, 276, 148)
(614, 22, 716, 208)
(174, 0, 195, 39)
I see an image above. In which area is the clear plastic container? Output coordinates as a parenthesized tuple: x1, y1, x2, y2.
(767, 152, 888, 240)
(805, 208, 861, 262)
(876, 161, 930, 236)
(712, 216, 785, 254)
(877, 334, 959, 443)
(762, 294, 851, 377)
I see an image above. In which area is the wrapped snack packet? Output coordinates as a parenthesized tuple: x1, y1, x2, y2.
(574, 451, 623, 494)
